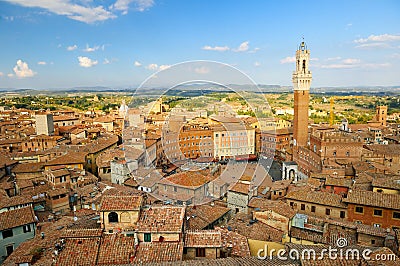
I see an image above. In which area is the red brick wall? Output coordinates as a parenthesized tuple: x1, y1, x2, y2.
(347, 204, 400, 229)
(293, 90, 309, 147)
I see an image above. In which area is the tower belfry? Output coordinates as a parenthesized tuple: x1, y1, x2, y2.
(292, 41, 312, 147)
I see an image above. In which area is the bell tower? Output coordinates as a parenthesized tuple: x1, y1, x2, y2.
(292, 41, 312, 147)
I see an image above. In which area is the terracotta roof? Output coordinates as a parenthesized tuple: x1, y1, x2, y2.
(53, 115, 78, 121)
(0, 194, 33, 209)
(325, 176, 353, 188)
(45, 151, 87, 166)
(94, 116, 114, 123)
(186, 204, 231, 230)
(226, 213, 283, 242)
(137, 206, 185, 233)
(140, 257, 298, 265)
(159, 171, 213, 188)
(62, 228, 103, 238)
(343, 190, 400, 209)
(286, 189, 347, 208)
(56, 238, 100, 266)
(47, 187, 69, 197)
(215, 226, 251, 257)
(96, 148, 125, 168)
(248, 198, 296, 218)
(0, 206, 35, 231)
(356, 223, 392, 237)
(184, 230, 222, 248)
(12, 162, 44, 173)
(50, 169, 71, 177)
(229, 182, 250, 194)
(364, 144, 400, 156)
(100, 195, 143, 211)
(97, 234, 137, 265)
(0, 153, 17, 167)
(372, 175, 400, 190)
(132, 241, 183, 264)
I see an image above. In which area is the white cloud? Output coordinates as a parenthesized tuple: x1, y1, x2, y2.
(362, 63, 391, 69)
(355, 42, 392, 49)
(320, 64, 357, 69)
(146, 63, 158, 70)
(145, 63, 170, 71)
(202, 45, 230, 52)
(391, 53, 400, 59)
(233, 41, 249, 52)
(280, 56, 296, 64)
(319, 58, 390, 69)
(37, 61, 47, 65)
(67, 45, 78, 51)
(83, 44, 100, 52)
(7, 73, 14, 78)
(4, 0, 116, 23)
(320, 58, 360, 69)
(254, 62, 261, 67)
(342, 58, 360, 64)
(78, 56, 98, 67)
(159, 65, 170, 71)
(12, 60, 36, 78)
(248, 47, 260, 53)
(0, 72, 4, 77)
(327, 56, 342, 61)
(355, 34, 400, 43)
(103, 58, 110, 64)
(134, 61, 142, 67)
(194, 66, 210, 74)
(111, 0, 154, 14)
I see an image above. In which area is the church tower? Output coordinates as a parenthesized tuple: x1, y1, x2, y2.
(292, 41, 312, 147)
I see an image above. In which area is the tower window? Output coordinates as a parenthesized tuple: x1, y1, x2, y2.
(302, 60, 306, 73)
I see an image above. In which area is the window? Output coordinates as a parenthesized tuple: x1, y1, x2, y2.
(393, 212, 400, 219)
(311, 206, 316, 213)
(373, 209, 383, 217)
(108, 212, 118, 223)
(2, 229, 13, 239)
(290, 202, 294, 207)
(325, 208, 331, 215)
(355, 206, 364, 214)
(23, 224, 31, 233)
(340, 211, 346, 219)
(333, 151, 336, 157)
(196, 248, 206, 257)
(300, 204, 305, 210)
(371, 239, 376, 245)
(144, 233, 151, 242)
(373, 224, 380, 228)
(6, 244, 13, 256)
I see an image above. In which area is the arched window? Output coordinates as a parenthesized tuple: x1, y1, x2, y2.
(108, 212, 118, 223)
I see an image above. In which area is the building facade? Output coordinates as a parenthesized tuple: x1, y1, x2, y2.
(292, 41, 312, 147)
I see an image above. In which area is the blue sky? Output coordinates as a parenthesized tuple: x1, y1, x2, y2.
(0, 0, 399, 89)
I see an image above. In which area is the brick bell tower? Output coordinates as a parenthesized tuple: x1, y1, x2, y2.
(292, 40, 312, 147)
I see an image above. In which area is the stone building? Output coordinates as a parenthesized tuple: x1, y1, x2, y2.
(100, 195, 143, 233)
(0, 206, 36, 264)
(35, 113, 54, 136)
